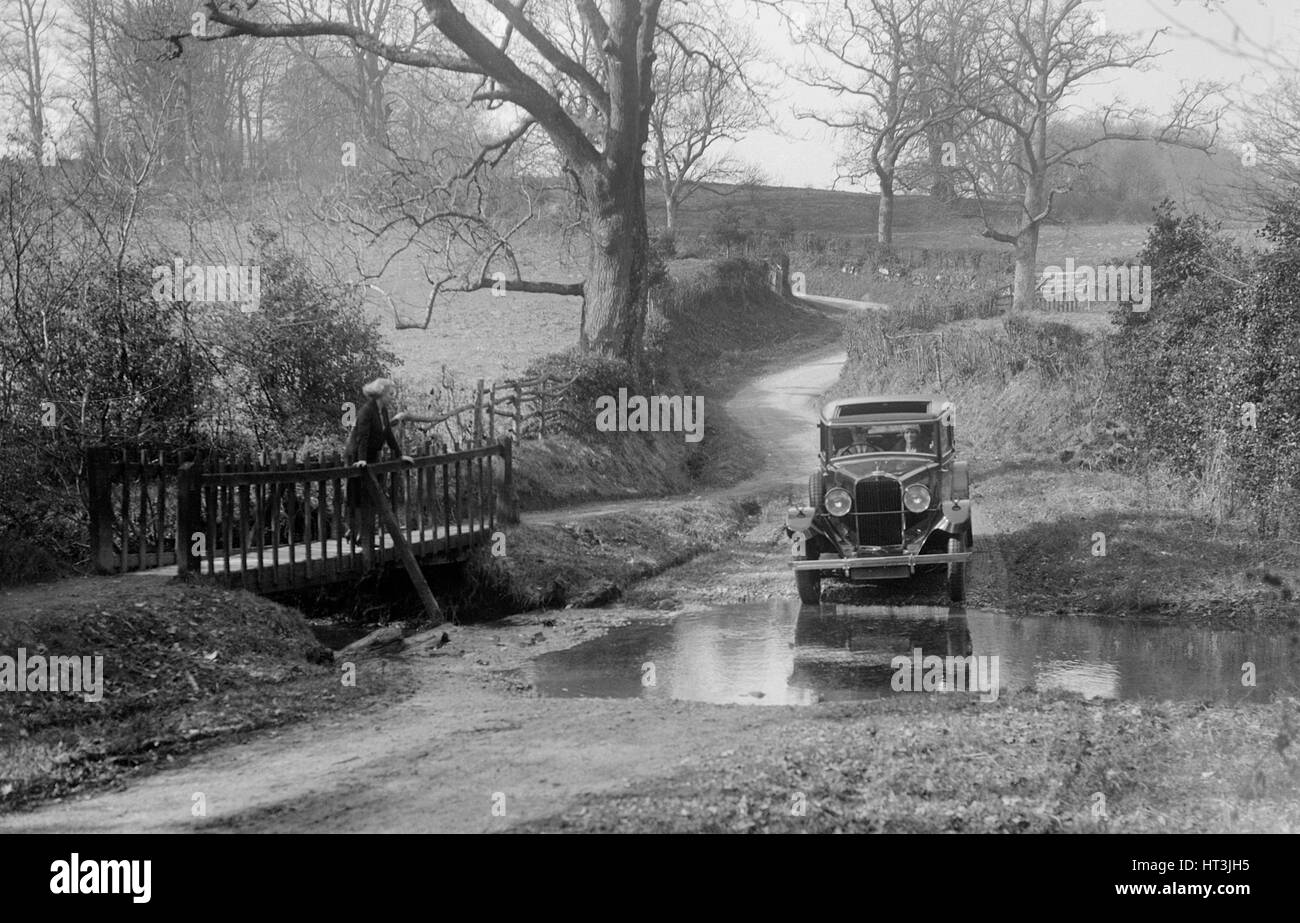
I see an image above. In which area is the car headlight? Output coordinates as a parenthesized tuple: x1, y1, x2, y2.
(904, 483, 931, 513)
(823, 487, 852, 517)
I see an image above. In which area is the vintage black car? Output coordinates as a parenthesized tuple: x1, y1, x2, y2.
(786, 395, 973, 604)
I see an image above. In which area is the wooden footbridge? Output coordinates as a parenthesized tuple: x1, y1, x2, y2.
(86, 439, 514, 619)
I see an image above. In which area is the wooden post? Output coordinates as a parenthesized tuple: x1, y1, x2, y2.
(240, 457, 252, 590)
(86, 447, 116, 574)
(363, 468, 444, 623)
(118, 447, 130, 574)
(156, 451, 167, 570)
(513, 382, 523, 439)
(137, 448, 149, 570)
(329, 451, 343, 573)
(499, 436, 519, 525)
(538, 378, 547, 438)
(473, 378, 484, 447)
(176, 461, 202, 577)
(487, 381, 496, 443)
(358, 463, 375, 571)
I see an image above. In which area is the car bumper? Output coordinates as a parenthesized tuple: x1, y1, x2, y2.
(791, 552, 972, 573)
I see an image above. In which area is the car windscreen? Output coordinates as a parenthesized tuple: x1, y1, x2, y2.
(827, 422, 939, 457)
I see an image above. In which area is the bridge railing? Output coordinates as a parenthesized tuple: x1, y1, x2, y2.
(87, 447, 188, 574)
(88, 440, 513, 590)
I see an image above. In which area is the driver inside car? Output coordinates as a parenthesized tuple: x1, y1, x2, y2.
(836, 426, 875, 455)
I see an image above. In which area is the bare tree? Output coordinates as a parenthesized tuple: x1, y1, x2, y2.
(928, 0, 1221, 310)
(1231, 74, 1300, 212)
(281, 0, 432, 148)
(185, 0, 666, 362)
(647, 6, 766, 233)
(1, 0, 59, 162)
(61, 0, 112, 163)
(773, 0, 962, 246)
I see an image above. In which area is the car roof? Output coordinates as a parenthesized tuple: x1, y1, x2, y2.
(820, 394, 952, 424)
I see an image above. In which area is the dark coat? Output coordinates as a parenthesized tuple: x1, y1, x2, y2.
(345, 397, 403, 464)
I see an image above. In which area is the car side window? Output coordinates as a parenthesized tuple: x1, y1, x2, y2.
(945, 423, 955, 454)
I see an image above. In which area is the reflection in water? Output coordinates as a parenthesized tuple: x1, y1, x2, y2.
(529, 600, 1299, 706)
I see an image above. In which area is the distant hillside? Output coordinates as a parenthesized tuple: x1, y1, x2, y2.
(647, 183, 969, 241)
(648, 183, 1046, 253)
(648, 181, 1258, 267)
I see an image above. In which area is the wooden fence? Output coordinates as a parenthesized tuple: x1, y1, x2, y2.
(398, 373, 580, 449)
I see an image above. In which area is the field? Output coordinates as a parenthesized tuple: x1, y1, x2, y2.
(658, 184, 1259, 266)
(132, 183, 1263, 397)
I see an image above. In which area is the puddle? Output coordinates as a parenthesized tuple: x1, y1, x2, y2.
(529, 601, 1299, 705)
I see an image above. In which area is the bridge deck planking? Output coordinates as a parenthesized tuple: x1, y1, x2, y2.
(129, 522, 493, 590)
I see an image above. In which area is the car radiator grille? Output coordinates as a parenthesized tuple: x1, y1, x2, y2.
(854, 477, 904, 546)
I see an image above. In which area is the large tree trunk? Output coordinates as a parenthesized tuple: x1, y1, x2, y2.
(1011, 110, 1049, 312)
(1011, 223, 1040, 312)
(581, 161, 650, 361)
(877, 170, 895, 247)
(924, 122, 955, 204)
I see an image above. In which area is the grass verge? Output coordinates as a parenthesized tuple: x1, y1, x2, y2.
(515, 693, 1300, 833)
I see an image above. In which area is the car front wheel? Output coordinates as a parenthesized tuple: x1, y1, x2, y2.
(795, 534, 823, 605)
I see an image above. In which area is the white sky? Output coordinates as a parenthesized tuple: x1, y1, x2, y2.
(19, 0, 1300, 189)
(728, 0, 1300, 188)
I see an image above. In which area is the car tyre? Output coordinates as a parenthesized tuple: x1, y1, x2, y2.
(795, 533, 823, 605)
(808, 471, 824, 510)
(795, 568, 822, 605)
(947, 535, 968, 603)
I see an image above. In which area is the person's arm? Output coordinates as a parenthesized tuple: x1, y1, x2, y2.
(390, 410, 439, 424)
(382, 407, 415, 463)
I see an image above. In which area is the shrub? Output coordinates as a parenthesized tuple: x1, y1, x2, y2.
(210, 238, 399, 450)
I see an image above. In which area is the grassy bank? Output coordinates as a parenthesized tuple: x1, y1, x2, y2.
(465, 498, 763, 615)
(517, 692, 1300, 833)
(0, 578, 405, 812)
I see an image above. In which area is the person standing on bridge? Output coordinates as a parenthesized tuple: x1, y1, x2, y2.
(344, 377, 414, 547)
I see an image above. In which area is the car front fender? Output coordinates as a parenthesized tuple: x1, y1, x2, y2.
(934, 500, 972, 534)
(785, 505, 815, 532)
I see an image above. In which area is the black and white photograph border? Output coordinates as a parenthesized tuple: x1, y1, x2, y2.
(0, 0, 1296, 871)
